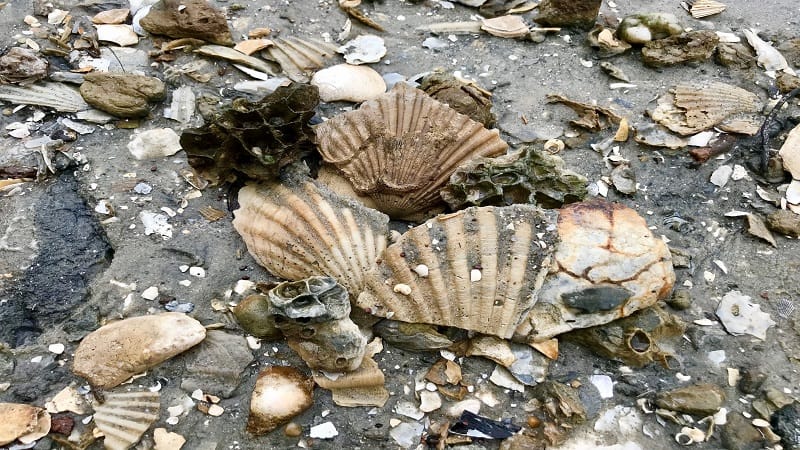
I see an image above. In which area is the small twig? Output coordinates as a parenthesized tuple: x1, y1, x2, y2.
(758, 86, 800, 172)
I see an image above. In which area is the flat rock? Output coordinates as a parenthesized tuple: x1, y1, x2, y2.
(140, 0, 232, 45)
(72, 312, 206, 389)
(534, 0, 602, 29)
(722, 412, 765, 450)
(642, 31, 719, 67)
(181, 330, 254, 398)
(767, 209, 800, 237)
(80, 72, 165, 118)
(655, 383, 725, 416)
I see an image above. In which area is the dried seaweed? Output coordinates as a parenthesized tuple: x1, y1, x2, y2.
(180, 83, 319, 184)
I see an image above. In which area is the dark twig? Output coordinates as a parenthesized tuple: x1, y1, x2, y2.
(758, 87, 800, 173)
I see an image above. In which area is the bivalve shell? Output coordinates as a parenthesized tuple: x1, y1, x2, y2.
(247, 366, 314, 435)
(264, 37, 339, 82)
(315, 83, 508, 219)
(481, 15, 529, 38)
(357, 204, 559, 338)
(683, 0, 727, 18)
(72, 313, 207, 389)
(232, 174, 389, 296)
(93, 391, 160, 450)
(311, 63, 386, 102)
(0, 403, 51, 446)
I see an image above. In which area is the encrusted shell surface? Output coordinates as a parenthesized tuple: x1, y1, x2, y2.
(514, 200, 675, 341)
(264, 36, 339, 82)
(232, 174, 389, 296)
(315, 83, 508, 219)
(357, 204, 559, 338)
(93, 391, 160, 450)
(650, 82, 761, 136)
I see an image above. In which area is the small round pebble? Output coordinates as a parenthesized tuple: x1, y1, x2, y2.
(285, 422, 302, 437)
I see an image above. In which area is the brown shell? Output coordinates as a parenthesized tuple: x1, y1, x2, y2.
(650, 82, 761, 136)
(357, 204, 559, 338)
(315, 83, 509, 219)
(481, 15, 529, 38)
(232, 174, 389, 295)
(264, 37, 339, 82)
(684, 0, 726, 18)
(93, 391, 160, 450)
(0, 403, 51, 446)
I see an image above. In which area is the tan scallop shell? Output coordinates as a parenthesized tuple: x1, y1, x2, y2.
(650, 82, 761, 136)
(93, 391, 160, 450)
(264, 37, 339, 82)
(357, 204, 559, 338)
(315, 83, 509, 220)
(232, 174, 389, 295)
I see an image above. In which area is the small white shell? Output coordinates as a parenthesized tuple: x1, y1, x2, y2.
(311, 63, 386, 103)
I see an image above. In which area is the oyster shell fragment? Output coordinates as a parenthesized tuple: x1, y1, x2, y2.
(315, 83, 508, 219)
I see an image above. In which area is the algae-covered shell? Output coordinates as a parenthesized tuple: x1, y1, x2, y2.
(232, 174, 389, 295)
(515, 200, 675, 341)
(357, 204, 559, 338)
(93, 391, 160, 450)
(314, 83, 508, 220)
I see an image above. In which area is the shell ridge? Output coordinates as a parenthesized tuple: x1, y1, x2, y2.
(476, 208, 499, 332)
(306, 188, 362, 291)
(443, 213, 470, 327)
(497, 220, 535, 338)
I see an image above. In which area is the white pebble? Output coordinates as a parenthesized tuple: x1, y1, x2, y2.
(189, 266, 206, 278)
(470, 269, 482, 282)
(48, 343, 65, 355)
(413, 264, 429, 277)
(393, 283, 412, 295)
(141, 286, 159, 300)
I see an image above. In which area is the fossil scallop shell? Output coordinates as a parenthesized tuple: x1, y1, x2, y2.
(93, 391, 160, 450)
(314, 83, 509, 220)
(264, 37, 339, 82)
(232, 174, 389, 295)
(650, 82, 761, 136)
(357, 204, 559, 338)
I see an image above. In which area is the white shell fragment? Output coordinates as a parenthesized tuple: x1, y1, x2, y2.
(338, 35, 386, 64)
(310, 421, 338, 439)
(716, 290, 775, 340)
(127, 128, 182, 160)
(311, 63, 386, 102)
(140, 211, 173, 239)
(743, 29, 796, 76)
(153, 428, 186, 450)
(93, 391, 160, 450)
(710, 165, 733, 187)
(164, 86, 196, 124)
(96, 24, 139, 46)
(72, 313, 206, 388)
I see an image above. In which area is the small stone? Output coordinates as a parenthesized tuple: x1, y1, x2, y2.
(739, 368, 767, 395)
(48, 343, 65, 355)
(534, 0, 602, 29)
(189, 266, 206, 278)
(722, 412, 765, 450)
(139, 0, 232, 45)
(207, 404, 224, 416)
(247, 366, 314, 435)
(667, 289, 692, 310)
(0, 47, 48, 84)
(80, 72, 165, 118)
(142, 286, 159, 300)
(618, 13, 683, 45)
(767, 209, 800, 237)
(284, 422, 302, 437)
(655, 383, 725, 416)
(710, 165, 733, 187)
(128, 128, 182, 160)
(153, 427, 186, 450)
(715, 43, 756, 69)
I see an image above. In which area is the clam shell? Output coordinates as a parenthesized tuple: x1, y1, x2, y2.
(265, 37, 338, 82)
(93, 391, 160, 450)
(515, 200, 675, 341)
(315, 83, 509, 219)
(72, 312, 207, 389)
(357, 204, 559, 338)
(247, 366, 314, 435)
(684, 0, 726, 18)
(0, 403, 51, 446)
(481, 15, 529, 38)
(311, 63, 386, 103)
(650, 82, 761, 136)
(232, 175, 389, 295)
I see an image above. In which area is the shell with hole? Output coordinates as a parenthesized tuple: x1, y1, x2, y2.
(514, 200, 675, 341)
(92, 390, 160, 450)
(357, 204, 560, 339)
(649, 82, 762, 136)
(314, 82, 509, 220)
(231, 172, 389, 295)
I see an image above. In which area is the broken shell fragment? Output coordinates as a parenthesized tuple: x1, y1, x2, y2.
(515, 200, 675, 341)
(372, 320, 453, 352)
(778, 123, 800, 179)
(743, 29, 796, 75)
(232, 174, 389, 296)
(338, 34, 386, 64)
(419, 72, 495, 128)
(617, 13, 683, 45)
(315, 83, 508, 219)
(358, 204, 559, 338)
(96, 24, 139, 46)
(72, 312, 207, 389)
(716, 290, 775, 340)
(682, 0, 727, 18)
(642, 30, 719, 68)
(587, 26, 632, 58)
(180, 330, 255, 398)
(93, 390, 160, 450)
(265, 37, 339, 82)
(313, 356, 389, 407)
(649, 82, 761, 136)
(0, 403, 51, 446)
(0, 47, 48, 85)
(311, 63, 386, 103)
(268, 277, 366, 372)
(247, 366, 314, 435)
(546, 94, 623, 131)
(481, 15, 530, 39)
(441, 145, 588, 210)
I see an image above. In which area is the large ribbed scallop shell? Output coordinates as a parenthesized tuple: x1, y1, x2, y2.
(232, 174, 389, 295)
(315, 83, 509, 220)
(357, 205, 559, 338)
(650, 82, 761, 136)
(93, 391, 160, 450)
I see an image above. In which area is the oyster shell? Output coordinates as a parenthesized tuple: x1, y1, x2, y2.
(93, 391, 160, 450)
(232, 174, 389, 295)
(357, 204, 559, 338)
(264, 37, 339, 82)
(314, 83, 508, 219)
(514, 200, 675, 341)
(649, 82, 762, 136)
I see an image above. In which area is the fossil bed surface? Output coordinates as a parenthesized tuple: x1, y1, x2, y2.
(1, 0, 799, 449)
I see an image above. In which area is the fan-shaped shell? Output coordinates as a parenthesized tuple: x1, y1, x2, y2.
(93, 391, 160, 450)
(357, 204, 559, 338)
(232, 174, 389, 295)
(684, 0, 726, 18)
(264, 36, 339, 82)
(315, 83, 509, 219)
(650, 82, 761, 136)
(481, 15, 529, 38)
